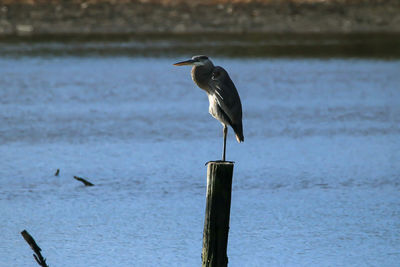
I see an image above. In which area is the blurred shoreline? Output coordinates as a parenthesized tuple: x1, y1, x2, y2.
(0, 1, 399, 36)
(1, 32, 399, 58)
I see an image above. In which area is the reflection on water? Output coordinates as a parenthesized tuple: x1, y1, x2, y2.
(0, 52, 399, 266)
(1, 33, 400, 58)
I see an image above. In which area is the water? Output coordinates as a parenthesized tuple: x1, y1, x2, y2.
(1, 54, 400, 266)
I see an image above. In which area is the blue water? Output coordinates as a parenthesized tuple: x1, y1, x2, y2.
(1, 56, 399, 266)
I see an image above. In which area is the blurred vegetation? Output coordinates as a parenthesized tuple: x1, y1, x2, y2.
(1, 0, 396, 3)
(1, 32, 399, 58)
(1, 0, 399, 57)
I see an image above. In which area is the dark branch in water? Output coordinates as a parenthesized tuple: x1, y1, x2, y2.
(54, 169, 60, 176)
(21, 230, 49, 267)
(74, 176, 94, 186)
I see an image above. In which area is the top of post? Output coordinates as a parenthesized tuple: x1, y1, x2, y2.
(205, 161, 235, 166)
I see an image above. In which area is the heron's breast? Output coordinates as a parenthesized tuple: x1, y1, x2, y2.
(191, 66, 211, 92)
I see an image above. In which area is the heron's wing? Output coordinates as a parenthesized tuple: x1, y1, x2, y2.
(208, 66, 242, 126)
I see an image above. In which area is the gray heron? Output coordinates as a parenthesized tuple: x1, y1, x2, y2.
(174, 55, 244, 161)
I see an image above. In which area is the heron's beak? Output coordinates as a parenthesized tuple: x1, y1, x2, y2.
(173, 59, 196, 66)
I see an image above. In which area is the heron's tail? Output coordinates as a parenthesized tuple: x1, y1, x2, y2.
(232, 122, 244, 143)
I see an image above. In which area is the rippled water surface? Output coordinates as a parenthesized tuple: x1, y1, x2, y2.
(1, 54, 399, 266)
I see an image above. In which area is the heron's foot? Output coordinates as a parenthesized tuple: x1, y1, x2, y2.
(205, 160, 235, 166)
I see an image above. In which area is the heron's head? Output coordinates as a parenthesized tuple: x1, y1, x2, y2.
(173, 55, 212, 67)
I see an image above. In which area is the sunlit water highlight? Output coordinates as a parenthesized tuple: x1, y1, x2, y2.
(1, 55, 399, 266)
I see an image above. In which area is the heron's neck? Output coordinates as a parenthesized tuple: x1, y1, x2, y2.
(191, 65, 213, 92)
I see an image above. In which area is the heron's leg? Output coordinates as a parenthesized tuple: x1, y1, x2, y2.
(222, 125, 228, 161)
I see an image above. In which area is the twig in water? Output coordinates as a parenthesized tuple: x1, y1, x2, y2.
(73, 176, 94, 186)
(21, 230, 49, 267)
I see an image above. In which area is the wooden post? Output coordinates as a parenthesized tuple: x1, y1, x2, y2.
(202, 161, 234, 267)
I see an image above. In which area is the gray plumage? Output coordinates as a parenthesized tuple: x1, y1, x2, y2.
(174, 55, 244, 161)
